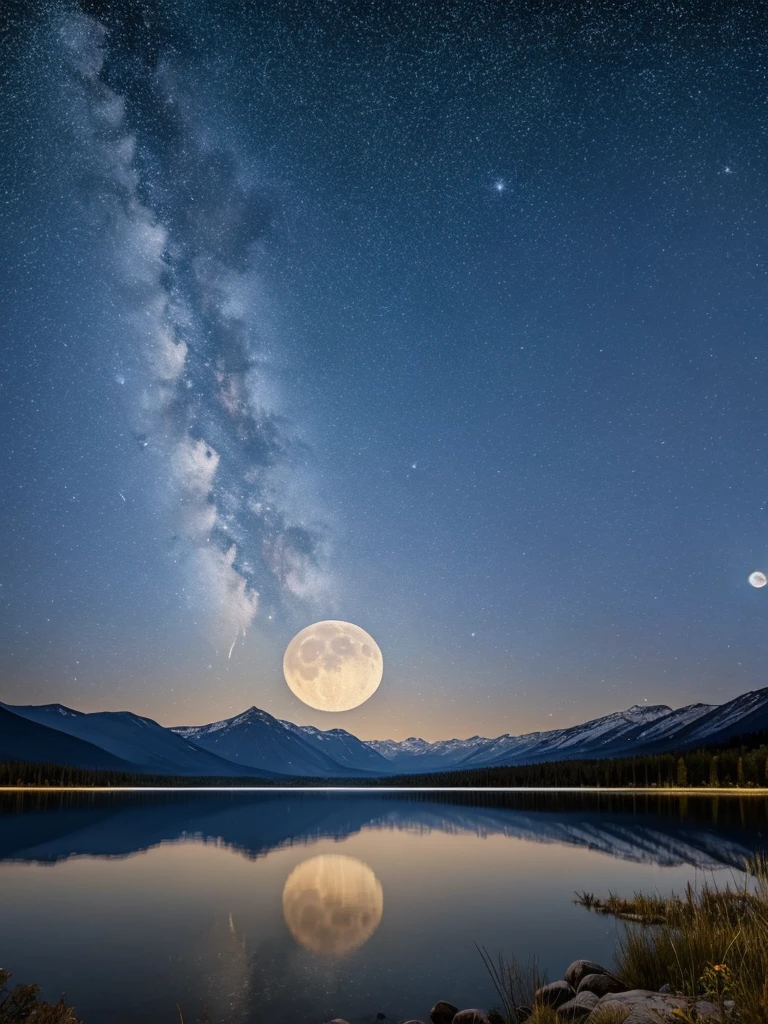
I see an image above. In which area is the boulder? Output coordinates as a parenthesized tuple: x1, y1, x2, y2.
(327, 1020, 352, 1023)
(557, 991, 599, 1020)
(452, 1012, 491, 1024)
(587, 990, 721, 1023)
(535, 981, 576, 1009)
(577, 973, 627, 998)
(400, 1020, 426, 1024)
(565, 961, 613, 990)
(430, 1002, 458, 1024)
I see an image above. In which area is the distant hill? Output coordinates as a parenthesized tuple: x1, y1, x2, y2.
(367, 689, 768, 772)
(0, 705, 135, 772)
(2, 702, 269, 778)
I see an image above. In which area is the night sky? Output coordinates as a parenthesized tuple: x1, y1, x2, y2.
(1, 0, 766, 740)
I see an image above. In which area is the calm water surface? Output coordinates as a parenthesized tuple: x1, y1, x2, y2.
(1, 790, 766, 1024)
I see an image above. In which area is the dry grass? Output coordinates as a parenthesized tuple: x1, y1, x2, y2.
(476, 945, 546, 1024)
(574, 889, 670, 924)
(577, 854, 768, 1024)
(0, 970, 81, 1024)
(476, 945, 633, 1024)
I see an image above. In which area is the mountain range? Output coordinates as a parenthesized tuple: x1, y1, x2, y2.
(1, 686, 767, 779)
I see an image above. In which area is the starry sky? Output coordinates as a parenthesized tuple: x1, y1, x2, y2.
(1, 0, 766, 741)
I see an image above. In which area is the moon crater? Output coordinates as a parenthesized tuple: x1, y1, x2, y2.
(283, 620, 383, 711)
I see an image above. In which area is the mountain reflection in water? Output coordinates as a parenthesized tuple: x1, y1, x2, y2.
(0, 789, 766, 869)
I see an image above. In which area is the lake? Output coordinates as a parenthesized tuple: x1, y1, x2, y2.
(1, 790, 767, 1024)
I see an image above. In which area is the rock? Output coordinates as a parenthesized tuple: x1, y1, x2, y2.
(658, 984, 671, 994)
(565, 961, 613, 990)
(557, 991, 600, 1020)
(327, 1020, 352, 1023)
(430, 1002, 458, 1024)
(453, 1012, 491, 1024)
(535, 981, 576, 1009)
(588, 990, 721, 1023)
(400, 1020, 427, 1024)
(576, 973, 627, 998)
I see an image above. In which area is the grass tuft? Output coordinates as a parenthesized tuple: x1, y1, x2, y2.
(475, 945, 549, 1024)
(574, 889, 670, 924)
(577, 853, 768, 1024)
(0, 970, 81, 1024)
(476, 946, 632, 1024)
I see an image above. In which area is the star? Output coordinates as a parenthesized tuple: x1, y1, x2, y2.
(493, 179, 506, 193)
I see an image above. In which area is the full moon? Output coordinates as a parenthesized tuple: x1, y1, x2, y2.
(282, 854, 384, 955)
(283, 619, 383, 712)
(748, 571, 767, 588)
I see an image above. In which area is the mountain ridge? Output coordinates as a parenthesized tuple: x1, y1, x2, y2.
(3, 687, 767, 778)
(171, 705, 380, 777)
(0, 702, 275, 778)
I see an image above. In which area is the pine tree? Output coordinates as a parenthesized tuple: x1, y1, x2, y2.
(710, 756, 719, 787)
(677, 757, 688, 787)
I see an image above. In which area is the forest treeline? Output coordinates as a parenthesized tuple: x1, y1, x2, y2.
(390, 738, 768, 789)
(1, 732, 768, 788)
